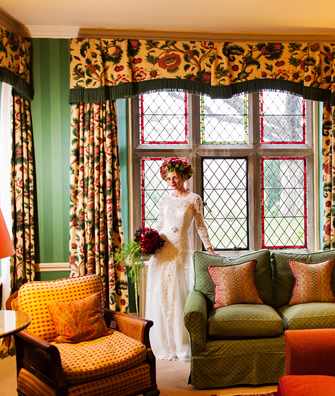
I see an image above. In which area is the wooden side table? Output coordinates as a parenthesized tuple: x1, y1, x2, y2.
(0, 310, 30, 337)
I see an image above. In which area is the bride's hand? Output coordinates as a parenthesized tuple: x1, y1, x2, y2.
(206, 247, 218, 256)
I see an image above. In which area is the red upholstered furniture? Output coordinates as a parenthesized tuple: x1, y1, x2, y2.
(277, 329, 335, 396)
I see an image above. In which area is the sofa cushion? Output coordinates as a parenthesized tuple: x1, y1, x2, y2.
(194, 250, 273, 306)
(208, 260, 263, 308)
(289, 260, 335, 305)
(53, 330, 147, 385)
(208, 304, 283, 338)
(278, 375, 335, 396)
(279, 303, 335, 329)
(272, 250, 335, 307)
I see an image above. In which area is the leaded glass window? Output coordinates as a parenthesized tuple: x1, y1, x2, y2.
(262, 157, 307, 248)
(260, 91, 306, 144)
(133, 90, 314, 251)
(203, 158, 248, 249)
(139, 92, 188, 144)
(200, 94, 248, 144)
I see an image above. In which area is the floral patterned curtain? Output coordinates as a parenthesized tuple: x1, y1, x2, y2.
(69, 37, 335, 250)
(0, 26, 35, 291)
(69, 39, 335, 104)
(0, 26, 33, 100)
(11, 94, 37, 290)
(69, 100, 128, 311)
(322, 104, 335, 249)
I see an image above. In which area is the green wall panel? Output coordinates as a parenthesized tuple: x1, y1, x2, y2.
(116, 99, 129, 243)
(32, 39, 70, 263)
(38, 271, 70, 281)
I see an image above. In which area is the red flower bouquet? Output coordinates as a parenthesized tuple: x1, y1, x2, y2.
(134, 227, 165, 255)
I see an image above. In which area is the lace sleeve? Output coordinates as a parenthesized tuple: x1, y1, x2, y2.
(193, 195, 213, 250)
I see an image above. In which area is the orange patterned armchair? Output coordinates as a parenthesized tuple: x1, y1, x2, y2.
(8, 274, 159, 396)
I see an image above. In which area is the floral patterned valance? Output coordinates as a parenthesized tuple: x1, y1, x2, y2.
(0, 26, 33, 100)
(69, 38, 335, 104)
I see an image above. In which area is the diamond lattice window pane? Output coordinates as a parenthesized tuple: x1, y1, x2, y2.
(140, 92, 188, 144)
(260, 91, 306, 143)
(141, 158, 169, 229)
(203, 158, 248, 250)
(262, 158, 307, 248)
(200, 94, 248, 144)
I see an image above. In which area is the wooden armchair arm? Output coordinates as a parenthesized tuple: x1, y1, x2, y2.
(104, 310, 153, 347)
(15, 331, 67, 392)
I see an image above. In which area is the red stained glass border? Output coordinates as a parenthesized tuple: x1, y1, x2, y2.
(140, 157, 163, 227)
(261, 156, 307, 249)
(139, 93, 189, 145)
(259, 92, 306, 144)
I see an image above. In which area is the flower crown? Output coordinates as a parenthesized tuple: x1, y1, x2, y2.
(160, 157, 193, 181)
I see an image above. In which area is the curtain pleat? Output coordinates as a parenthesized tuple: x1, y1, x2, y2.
(322, 103, 335, 249)
(11, 94, 37, 291)
(69, 100, 128, 311)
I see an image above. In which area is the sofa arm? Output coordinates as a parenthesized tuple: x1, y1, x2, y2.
(285, 329, 335, 376)
(184, 290, 208, 353)
(105, 310, 153, 348)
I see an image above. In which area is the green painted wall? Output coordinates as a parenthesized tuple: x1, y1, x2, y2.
(38, 271, 70, 281)
(32, 38, 70, 263)
(117, 99, 129, 243)
(31, 40, 132, 311)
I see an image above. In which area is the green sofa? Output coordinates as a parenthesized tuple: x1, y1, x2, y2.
(184, 249, 335, 389)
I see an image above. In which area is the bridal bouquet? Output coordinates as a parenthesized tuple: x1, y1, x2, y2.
(134, 227, 165, 255)
(115, 227, 164, 313)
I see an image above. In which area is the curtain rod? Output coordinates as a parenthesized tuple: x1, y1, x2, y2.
(78, 28, 335, 42)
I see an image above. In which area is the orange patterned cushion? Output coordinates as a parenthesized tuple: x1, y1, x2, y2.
(208, 260, 263, 308)
(48, 292, 109, 343)
(289, 259, 335, 305)
(18, 275, 104, 342)
(53, 330, 147, 384)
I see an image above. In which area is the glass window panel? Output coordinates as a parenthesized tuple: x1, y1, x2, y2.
(262, 157, 307, 248)
(200, 94, 248, 144)
(260, 91, 306, 144)
(141, 158, 169, 229)
(203, 158, 248, 250)
(139, 92, 188, 144)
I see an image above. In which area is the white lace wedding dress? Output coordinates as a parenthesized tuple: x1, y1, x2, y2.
(145, 191, 212, 360)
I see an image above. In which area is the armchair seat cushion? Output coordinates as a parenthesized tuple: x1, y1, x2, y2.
(208, 304, 283, 338)
(279, 303, 335, 329)
(53, 330, 147, 385)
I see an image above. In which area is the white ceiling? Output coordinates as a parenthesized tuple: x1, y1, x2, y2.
(2, 0, 335, 38)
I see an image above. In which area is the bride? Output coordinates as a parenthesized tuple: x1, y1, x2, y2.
(145, 157, 215, 360)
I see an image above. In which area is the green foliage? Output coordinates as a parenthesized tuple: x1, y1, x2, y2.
(115, 240, 144, 282)
(115, 241, 144, 314)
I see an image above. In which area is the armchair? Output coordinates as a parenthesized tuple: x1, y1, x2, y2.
(7, 274, 159, 396)
(277, 329, 335, 395)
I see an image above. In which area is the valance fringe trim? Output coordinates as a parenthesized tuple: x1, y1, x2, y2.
(0, 68, 33, 100)
(69, 78, 335, 104)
